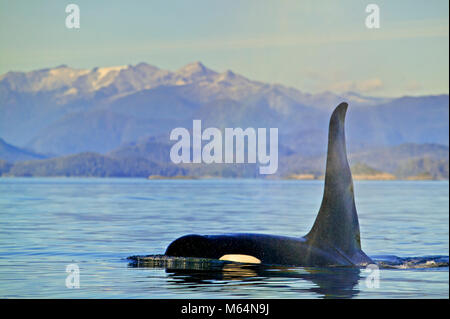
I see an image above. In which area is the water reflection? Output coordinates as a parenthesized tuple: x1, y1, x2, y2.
(128, 257, 361, 298)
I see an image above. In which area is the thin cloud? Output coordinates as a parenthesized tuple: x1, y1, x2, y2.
(131, 18, 449, 52)
(329, 78, 384, 93)
(404, 80, 423, 92)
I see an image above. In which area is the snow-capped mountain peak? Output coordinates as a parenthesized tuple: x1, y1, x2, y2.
(0, 61, 391, 107)
(176, 61, 217, 79)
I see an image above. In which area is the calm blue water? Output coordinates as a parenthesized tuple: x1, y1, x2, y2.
(0, 178, 448, 298)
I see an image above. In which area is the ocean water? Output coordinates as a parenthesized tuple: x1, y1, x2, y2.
(0, 178, 448, 299)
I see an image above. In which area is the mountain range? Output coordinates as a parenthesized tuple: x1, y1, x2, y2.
(0, 62, 448, 179)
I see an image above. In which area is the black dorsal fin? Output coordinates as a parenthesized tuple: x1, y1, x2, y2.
(306, 102, 362, 255)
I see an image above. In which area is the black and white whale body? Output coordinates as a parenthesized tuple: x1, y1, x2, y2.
(165, 103, 374, 267)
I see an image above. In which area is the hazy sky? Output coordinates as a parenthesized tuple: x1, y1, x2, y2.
(0, 0, 448, 97)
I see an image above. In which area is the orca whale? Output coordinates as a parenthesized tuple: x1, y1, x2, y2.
(165, 102, 374, 266)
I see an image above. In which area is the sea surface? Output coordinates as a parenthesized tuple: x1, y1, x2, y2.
(0, 178, 448, 298)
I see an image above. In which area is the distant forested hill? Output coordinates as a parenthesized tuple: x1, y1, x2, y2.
(1, 141, 448, 180)
(5, 152, 185, 177)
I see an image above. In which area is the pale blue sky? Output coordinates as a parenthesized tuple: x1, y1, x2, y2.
(0, 0, 448, 97)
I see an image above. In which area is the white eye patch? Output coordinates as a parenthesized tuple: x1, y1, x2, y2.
(219, 254, 261, 264)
